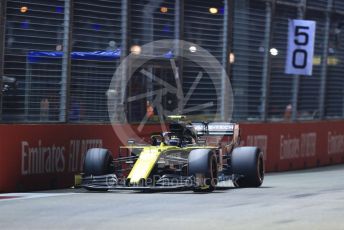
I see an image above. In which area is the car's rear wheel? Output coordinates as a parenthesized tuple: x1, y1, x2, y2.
(231, 147, 264, 188)
(188, 149, 218, 192)
(83, 148, 113, 176)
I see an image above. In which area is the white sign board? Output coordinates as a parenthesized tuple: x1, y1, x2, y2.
(285, 19, 316, 76)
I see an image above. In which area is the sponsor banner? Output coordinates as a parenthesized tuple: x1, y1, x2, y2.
(285, 19, 316, 76)
(279, 132, 316, 160)
(240, 121, 344, 171)
(0, 124, 160, 192)
(1, 121, 344, 192)
(327, 132, 344, 155)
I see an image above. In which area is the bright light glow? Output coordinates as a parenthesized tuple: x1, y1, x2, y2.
(270, 48, 279, 56)
(209, 7, 218, 14)
(130, 45, 141, 55)
(189, 46, 197, 53)
(314, 56, 339, 66)
(229, 52, 235, 64)
(56, 45, 62, 51)
(106, 89, 117, 97)
(327, 57, 339, 65)
(20, 6, 28, 13)
(109, 40, 116, 47)
(160, 7, 168, 13)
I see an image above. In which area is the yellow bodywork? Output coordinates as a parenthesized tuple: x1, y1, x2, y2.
(127, 146, 161, 184)
(74, 174, 82, 187)
(126, 144, 214, 184)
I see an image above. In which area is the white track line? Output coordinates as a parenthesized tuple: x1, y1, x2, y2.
(0, 192, 76, 202)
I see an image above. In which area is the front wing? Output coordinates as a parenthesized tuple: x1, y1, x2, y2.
(80, 173, 234, 192)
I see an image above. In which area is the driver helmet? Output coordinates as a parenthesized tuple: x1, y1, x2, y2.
(162, 132, 170, 145)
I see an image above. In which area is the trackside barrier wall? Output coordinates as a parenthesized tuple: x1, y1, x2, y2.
(0, 124, 162, 192)
(1, 121, 344, 192)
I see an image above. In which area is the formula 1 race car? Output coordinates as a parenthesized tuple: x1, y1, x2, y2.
(78, 117, 264, 192)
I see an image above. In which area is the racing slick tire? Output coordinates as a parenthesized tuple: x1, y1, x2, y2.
(83, 148, 113, 176)
(188, 149, 218, 192)
(231, 147, 264, 188)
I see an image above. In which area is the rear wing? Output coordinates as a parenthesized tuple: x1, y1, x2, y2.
(191, 122, 237, 136)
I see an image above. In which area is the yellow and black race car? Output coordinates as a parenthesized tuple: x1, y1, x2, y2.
(78, 117, 264, 192)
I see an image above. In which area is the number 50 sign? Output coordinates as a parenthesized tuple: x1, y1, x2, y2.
(285, 19, 316, 76)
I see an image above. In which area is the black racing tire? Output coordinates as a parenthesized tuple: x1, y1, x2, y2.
(188, 149, 218, 192)
(231, 147, 264, 188)
(83, 148, 113, 176)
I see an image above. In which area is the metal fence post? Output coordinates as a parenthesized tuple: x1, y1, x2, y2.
(108, 0, 130, 123)
(232, 0, 250, 120)
(219, 0, 234, 121)
(318, 0, 333, 119)
(120, 0, 129, 95)
(0, 0, 7, 121)
(222, 0, 234, 122)
(59, 0, 73, 122)
(220, 0, 230, 121)
(120, 0, 130, 121)
(175, 0, 184, 114)
(175, 0, 184, 53)
(260, 0, 275, 121)
(291, 0, 307, 121)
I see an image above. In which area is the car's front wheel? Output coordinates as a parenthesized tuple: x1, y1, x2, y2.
(188, 149, 218, 192)
(83, 148, 113, 176)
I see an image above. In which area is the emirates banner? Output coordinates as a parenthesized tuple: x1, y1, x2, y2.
(1, 122, 344, 192)
(285, 19, 316, 76)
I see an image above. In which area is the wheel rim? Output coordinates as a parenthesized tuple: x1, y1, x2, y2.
(210, 155, 218, 187)
(257, 154, 264, 182)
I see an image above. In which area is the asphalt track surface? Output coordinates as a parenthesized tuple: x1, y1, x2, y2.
(1, 165, 344, 230)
